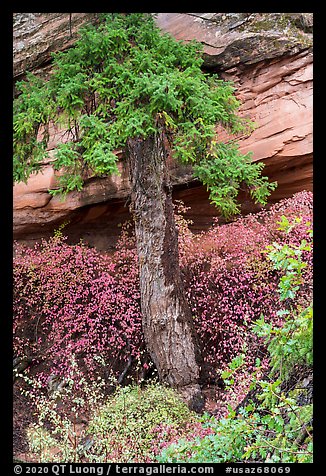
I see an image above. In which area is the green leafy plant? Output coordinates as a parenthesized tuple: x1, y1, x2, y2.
(221, 352, 246, 387)
(84, 382, 197, 462)
(14, 13, 276, 215)
(254, 216, 313, 378)
(156, 217, 313, 463)
(157, 412, 255, 463)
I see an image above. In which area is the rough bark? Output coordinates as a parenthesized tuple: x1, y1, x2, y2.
(127, 132, 204, 411)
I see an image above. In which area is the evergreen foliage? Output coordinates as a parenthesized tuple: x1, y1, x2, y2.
(14, 13, 276, 217)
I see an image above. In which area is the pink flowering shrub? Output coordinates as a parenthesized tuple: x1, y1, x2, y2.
(81, 382, 207, 463)
(179, 191, 313, 375)
(13, 225, 142, 383)
(14, 191, 313, 387)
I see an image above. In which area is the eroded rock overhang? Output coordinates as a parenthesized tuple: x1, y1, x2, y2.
(13, 13, 313, 247)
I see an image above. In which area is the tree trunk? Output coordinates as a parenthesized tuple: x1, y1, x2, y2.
(127, 132, 204, 411)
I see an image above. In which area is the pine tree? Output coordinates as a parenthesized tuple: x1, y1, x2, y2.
(13, 13, 276, 409)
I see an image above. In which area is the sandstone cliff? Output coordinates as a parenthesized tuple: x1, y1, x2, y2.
(13, 13, 313, 248)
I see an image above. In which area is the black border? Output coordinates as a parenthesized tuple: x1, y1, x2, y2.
(3, 3, 322, 474)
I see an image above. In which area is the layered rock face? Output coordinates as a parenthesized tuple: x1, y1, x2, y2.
(13, 13, 99, 79)
(13, 13, 313, 248)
